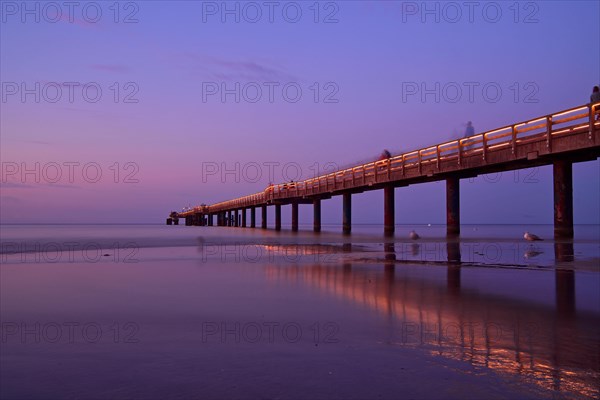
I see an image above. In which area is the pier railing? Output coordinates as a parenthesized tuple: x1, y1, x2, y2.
(181, 103, 599, 216)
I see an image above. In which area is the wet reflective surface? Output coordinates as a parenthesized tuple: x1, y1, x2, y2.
(1, 225, 599, 399)
(266, 261, 599, 398)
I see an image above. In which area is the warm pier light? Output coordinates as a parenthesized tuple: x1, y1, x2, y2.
(176, 103, 599, 239)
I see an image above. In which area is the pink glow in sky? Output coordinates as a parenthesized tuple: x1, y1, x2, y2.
(1, 1, 599, 224)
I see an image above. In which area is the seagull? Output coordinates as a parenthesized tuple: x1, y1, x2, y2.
(524, 232, 543, 241)
(409, 230, 420, 240)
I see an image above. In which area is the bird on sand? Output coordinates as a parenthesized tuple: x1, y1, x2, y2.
(409, 230, 420, 240)
(524, 232, 543, 241)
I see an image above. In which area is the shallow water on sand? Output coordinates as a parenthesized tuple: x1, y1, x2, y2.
(1, 224, 599, 399)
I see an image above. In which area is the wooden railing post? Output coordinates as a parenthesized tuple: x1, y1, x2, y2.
(436, 145, 440, 170)
(511, 125, 517, 157)
(457, 140, 462, 166)
(387, 159, 391, 180)
(401, 155, 405, 177)
(590, 103, 596, 142)
(482, 134, 487, 162)
(546, 116, 553, 151)
(418, 151, 422, 175)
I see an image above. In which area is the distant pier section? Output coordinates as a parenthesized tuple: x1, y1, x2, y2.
(171, 103, 600, 239)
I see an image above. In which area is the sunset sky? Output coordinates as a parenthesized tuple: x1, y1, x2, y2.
(1, 1, 599, 224)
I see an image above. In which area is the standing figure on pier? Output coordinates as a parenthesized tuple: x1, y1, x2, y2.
(591, 86, 600, 120)
(463, 121, 475, 151)
(379, 149, 391, 160)
(378, 149, 392, 171)
(464, 121, 475, 137)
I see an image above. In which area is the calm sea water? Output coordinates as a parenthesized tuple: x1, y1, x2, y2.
(2, 223, 599, 267)
(1, 224, 599, 399)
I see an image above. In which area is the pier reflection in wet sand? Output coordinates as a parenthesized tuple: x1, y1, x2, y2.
(265, 256, 599, 399)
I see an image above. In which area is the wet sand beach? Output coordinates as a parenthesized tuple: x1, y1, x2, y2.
(1, 224, 599, 399)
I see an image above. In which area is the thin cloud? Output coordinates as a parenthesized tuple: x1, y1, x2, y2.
(57, 13, 101, 29)
(0, 196, 22, 204)
(178, 53, 298, 81)
(0, 182, 34, 189)
(89, 64, 131, 73)
(0, 182, 81, 190)
(44, 183, 82, 190)
(8, 139, 54, 145)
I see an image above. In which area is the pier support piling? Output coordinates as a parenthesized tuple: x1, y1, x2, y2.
(291, 202, 299, 231)
(313, 199, 321, 233)
(250, 207, 256, 228)
(242, 208, 247, 227)
(553, 160, 574, 238)
(275, 204, 282, 231)
(261, 205, 267, 229)
(384, 186, 395, 237)
(446, 177, 460, 236)
(343, 193, 352, 234)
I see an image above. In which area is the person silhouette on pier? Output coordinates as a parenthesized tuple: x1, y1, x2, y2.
(379, 149, 391, 160)
(378, 149, 392, 171)
(463, 121, 475, 151)
(591, 86, 600, 103)
(464, 121, 475, 137)
(591, 86, 600, 120)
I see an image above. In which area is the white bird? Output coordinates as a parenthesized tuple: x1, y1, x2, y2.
(409, 230, 420, 240)
(524, 232, 543, 241)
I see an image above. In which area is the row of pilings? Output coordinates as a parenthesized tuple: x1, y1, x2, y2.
(171, 160, 575, 239)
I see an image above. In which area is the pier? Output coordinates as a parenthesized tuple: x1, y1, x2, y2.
(171, 103, 600, 239)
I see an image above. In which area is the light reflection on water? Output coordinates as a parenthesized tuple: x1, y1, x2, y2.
(1, 224, 599, 398)
(264, 260, 600, 399)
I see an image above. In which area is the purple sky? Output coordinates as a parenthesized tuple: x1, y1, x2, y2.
(1, 1, 599, 224)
